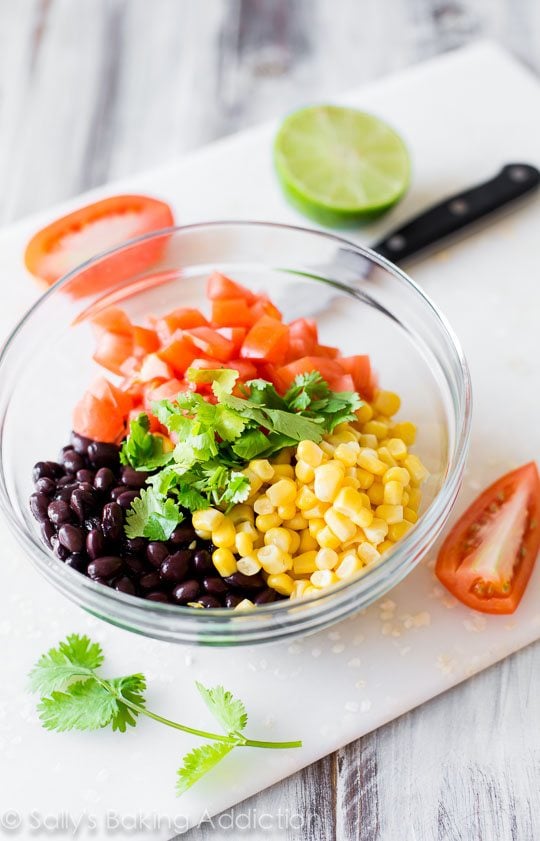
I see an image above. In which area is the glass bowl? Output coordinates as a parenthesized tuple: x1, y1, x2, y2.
(0, 222, 471, 646)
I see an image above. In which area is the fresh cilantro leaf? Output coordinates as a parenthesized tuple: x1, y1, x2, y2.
(243, 379, 287, 410)
(176, 742, 234, 795)
(173, 485, 209, 512)
(263, 408, 324, 441)
(231, 428, 271, 460)
(125, 487, 183, 540)
(219, 471, 251, 507)
(106, 674, 147, 732)
(196, 682, 248, 734)
(120, 413, 173, 470)
(38, 679, 119, 732)
(29, 634, 103, 696)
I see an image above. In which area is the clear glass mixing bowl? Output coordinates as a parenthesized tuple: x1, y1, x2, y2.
(0, 222, 471, 645)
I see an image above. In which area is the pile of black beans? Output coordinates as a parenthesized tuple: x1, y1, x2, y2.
(29, 432, 282, 609)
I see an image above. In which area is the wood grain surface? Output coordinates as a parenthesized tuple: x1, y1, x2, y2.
(1, 2, 539, 839)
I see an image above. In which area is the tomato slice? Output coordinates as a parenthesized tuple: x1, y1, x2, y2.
(24, 195, 174, 295)
(436, 463, 540, 614)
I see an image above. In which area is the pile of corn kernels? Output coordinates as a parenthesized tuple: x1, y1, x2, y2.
(192, 390, 429, 607)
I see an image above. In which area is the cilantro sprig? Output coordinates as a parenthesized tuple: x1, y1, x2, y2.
(119, 368, 361, 539)
(30, 634, 301, 796)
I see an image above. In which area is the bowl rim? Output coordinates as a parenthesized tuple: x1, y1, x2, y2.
(0, 220, 472, 636)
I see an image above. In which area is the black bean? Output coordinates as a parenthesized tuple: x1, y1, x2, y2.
(146, 592, 169, 603)
(117, 490, 140, 510)
(65, 553, 87, 573)
(140, 571, 161, 590)
(126, 537, 146, 554)
(86, 529, 104, 560)
(192, 549, 213, 574)
(124, 555, 146, 575)
(30, 492, 50, 522)
(146, 542, 169, 568)
(55, 485, 77, 503)
(87, 556, 123, 579)
(171, 579, 200, 604)
(202, 576, 228, 596)
(58, 524, 83, 553)
(70, 487, 96, 522)
(70, 431, 92, 455)
(93, 577, 110, 587)
(62, 449, 85, 474)
(224, 571, 265, 590)
(84, 515, 103, 532)
(110, 485, 127, 501)
(101, 502, 123, 541)
(33, 461, 55, 482)
(160, 550, 190, 582)
(254, 587, 278, 605)
(40, 521, 55, 547)
(48, 499, 72, 525)
(35, 477, 56, 495)
(76, 469, 95, 484)
(169, 524, 197, 546)
(87, 442, 119, 468)
(121, 466, 149, 489)
(46, 461, 64, 478)
(224, 592, 243, 609)
(57, 475, 74, 488)
(52, 539, 70, 561)
(198, 595, 222, 609)
(94, 467, 115, 492)
(115, 576, 136, 595)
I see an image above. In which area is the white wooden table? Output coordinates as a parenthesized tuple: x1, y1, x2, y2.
(1, 3, 539, 839)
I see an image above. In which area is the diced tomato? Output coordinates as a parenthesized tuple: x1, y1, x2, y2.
(92, 331, 134, 375)
(285, 318, 319, 361)
(316, 344, 340, 359)
(155, 308, 208, 342)
(211, 298, 254, 328)
(436, 463, 540, 615)
(228, 359, 258, 381)
(72, 377, 133, 443)
(338, 355, 375, 400)
(133, 325, 159, 355)
(241, 316, 289, 365)
(157, 335, 198, 376)
(91, 307, 133, 337)
(144, 378, 186, 409)
(207, 271, 256, 303)
(184, 327, 235, 362)
(329, 374, 356, 392)
(249, 296, 282, 322)
(216, 327, 246, 356)
(139, 353, 173, 382)
(276, 356, 344, 389)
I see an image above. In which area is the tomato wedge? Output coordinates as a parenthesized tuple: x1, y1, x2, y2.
(436, 463, 540, 614)
(24, 195, 174, 295)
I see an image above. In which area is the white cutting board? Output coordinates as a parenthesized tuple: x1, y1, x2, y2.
(1, 41, 540, 839)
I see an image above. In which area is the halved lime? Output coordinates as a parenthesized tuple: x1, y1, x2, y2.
(274, 105, 411, 227)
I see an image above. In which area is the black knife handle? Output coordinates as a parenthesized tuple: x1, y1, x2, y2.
(373, 163, 540, 263)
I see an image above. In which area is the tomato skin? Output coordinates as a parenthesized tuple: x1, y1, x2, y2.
(436, 463, 540, 615)
(25, 195, 174, 295)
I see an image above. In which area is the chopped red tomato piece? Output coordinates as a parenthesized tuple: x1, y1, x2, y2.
(211, 298, 254, 327)
(241, 316, 289, 365)
(249, 297, 282, 322)
(92, 331, 134, 375)
(436, 463, 540, 614)
(207, 272, 256, 303)
(338, 355, 375, 400)
(184, 327, 235, 362)
(155, 308, 208, 342)
(133, 326, 159, 355)
(91, 307, 133, 336)
(276, 356, 344, 389)
(72, 377, 133, 443)
(216, 327, 247, 356)
(157, 336, 198, 376)
(139, 353, 173, 382)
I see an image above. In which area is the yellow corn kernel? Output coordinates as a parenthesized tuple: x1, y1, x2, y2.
(235, 531, 254, 557)
(373, 390, 401, 417)
(249, 459, 274, 482)
(319, 440, 336, 457)
(228, 504, 255, 525)
(357, 448, 387, 476)
(192, 507, 224, 532)
(355, 403, 374, 424)
(359, 433, 379, 449)
(357, 542, 381, 565)
(407, 487, 422, 511)
(404, 507, 418, 524)
(256, 513, 282, 532)
(295, 460, 315, 483)
(383, 466, 410, 486)
(316, 525, 341, 550)
(194, 528, 211, 540)
(311, 569, 339, 589)
(277, 503, 297, 520)
(392, 421, 416, 446)
(212, 516, 236, 549)
(384, 480, 404, 505)
(342, 476, 361, 490)
(388, 520, 413, 541)
(284, 514, 308, 531)
(314, 462, 345, 502)
(272, 446, 294, 465)
(304, 502, 331, 519)
(287, 530, 301, 554)
(375, 504, 404, 524)
(315, 548, 339, 570)
(308, 517, 326, 537)
(267, 573, 295, 596)
(334, 442, 360, 466)
(234, 598, 254, 610)
(302, 585, 320, 600)
(356, 468, 375, 490)
(379, 539, 394, 554)
(212, 548, 237, 577)
(264, 527, 292, 553)
(297, 440, 324, 467)
(291, 580, 310, 600)
(236, 521, 259, 539)
(363, 517, 388, 545)
(324, 508, 357, 542)
(292, 550, 318, 575)
(271, 464, 295, 480)
(237, 555, 262, 576)
(242, 467, 263, 494)
(328, 430, 358, 445)
(402, 491, 410, 507)
(367, 483, 385, 505)
(253, 495, 274, 515)
(404, 454, 429, 485)
(377, 447, 397, 468)
(336, 552, 364, 579)
(296, 485, 318, 511)
(362, 420, 389, 440)
(257, 544, 292, 574)
(387, 438, 408, 461)
(299, 529, 318, 552)
(333, 487, 366, 522)
(267, 478, 297, 507)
